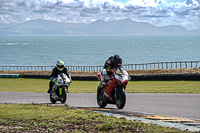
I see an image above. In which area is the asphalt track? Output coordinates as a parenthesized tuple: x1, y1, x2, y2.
(0, 92, 200, 131)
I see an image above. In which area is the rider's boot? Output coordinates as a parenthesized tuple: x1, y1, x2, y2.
(99, 82, 106, 89)
(47, 88, 51, 93)
(52, 91, 58, 100)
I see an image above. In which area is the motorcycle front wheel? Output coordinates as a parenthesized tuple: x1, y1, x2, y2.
(115, 89, 126, 109)
(59, 87, 67, 104)
(97, 86, 107, 108)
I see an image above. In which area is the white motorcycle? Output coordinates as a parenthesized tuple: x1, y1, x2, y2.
(50, 73, 71, 104)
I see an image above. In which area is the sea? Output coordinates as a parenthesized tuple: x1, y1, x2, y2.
(0, 36, 199, 66)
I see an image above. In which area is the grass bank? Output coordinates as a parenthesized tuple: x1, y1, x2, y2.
(0, 78, 199, 93)
(0, 68, 200, 75)
(0, 103, 183, 132)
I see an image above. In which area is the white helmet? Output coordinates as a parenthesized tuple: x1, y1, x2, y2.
(56, 60, 64, 71)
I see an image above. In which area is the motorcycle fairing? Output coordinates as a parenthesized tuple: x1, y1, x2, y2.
(103, 69, 129, 103)
(104, 79, 116, 102)
(114, 71, 129, 84)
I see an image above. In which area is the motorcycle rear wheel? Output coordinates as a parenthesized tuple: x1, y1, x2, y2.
(116, 89, 126, 109)
(97, 86, 107, 108)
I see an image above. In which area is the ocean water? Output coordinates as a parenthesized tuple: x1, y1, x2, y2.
(0, 36, 199, 66)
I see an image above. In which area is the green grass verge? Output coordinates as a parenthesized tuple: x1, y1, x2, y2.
(0, 103, 183, 132)
(126, 81, 200, 93)
(0, 78, 199, 93)
(0, 78, 200, 93)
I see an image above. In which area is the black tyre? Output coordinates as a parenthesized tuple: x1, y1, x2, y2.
(116, 89, 126, 109)
(97, 86, 107, 108)
(60, 88, 67, 104)
(50, 93, 57, 104)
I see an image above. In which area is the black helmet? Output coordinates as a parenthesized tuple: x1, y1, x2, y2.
(112, 55, 122, 67)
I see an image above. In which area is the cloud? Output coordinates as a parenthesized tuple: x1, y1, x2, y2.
(126, 0, 167, 7)
(0, 0, 200, 30)
(186, 0, 200, 5)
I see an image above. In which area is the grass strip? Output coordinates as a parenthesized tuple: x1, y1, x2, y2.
(0, 103, 183, 132)
(0, 78, 199, 93)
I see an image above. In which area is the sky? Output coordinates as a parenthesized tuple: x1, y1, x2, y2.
(0, 0, 200, 30)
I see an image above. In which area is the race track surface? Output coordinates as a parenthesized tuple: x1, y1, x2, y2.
(0, 92, 199, 120)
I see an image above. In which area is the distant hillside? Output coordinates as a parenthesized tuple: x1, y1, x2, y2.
(0, 23, 18, 28)
(0, 19, 200, 36)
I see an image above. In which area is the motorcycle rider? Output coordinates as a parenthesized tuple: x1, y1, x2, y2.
(47, 60, 70, 93)
(100, 55, 124, 88)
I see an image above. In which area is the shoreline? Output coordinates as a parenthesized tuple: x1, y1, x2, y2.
(0, 68, 199, 76)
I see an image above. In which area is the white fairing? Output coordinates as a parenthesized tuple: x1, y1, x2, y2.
(114, 70, 129, 83)
(55, 73, 71, 86)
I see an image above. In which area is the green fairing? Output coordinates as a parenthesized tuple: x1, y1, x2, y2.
(60, 88, 62, 95)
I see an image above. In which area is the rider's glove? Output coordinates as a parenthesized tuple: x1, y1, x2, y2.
(104, 75, 109, 80)
(101, 69, 107, 76)
(50, 77, 56, 82)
